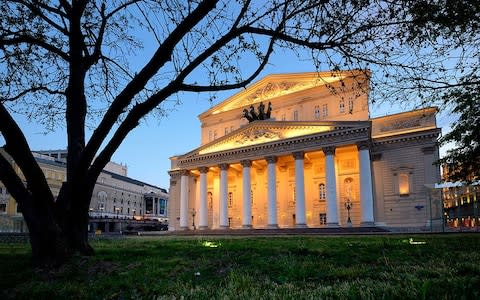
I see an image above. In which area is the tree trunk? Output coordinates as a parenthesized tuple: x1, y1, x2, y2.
(20, 195, 68, 267)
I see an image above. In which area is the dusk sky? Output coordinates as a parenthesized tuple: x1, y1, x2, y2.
(10, 49, 456, 191)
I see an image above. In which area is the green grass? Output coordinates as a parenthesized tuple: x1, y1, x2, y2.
(1, 234, 480, 299)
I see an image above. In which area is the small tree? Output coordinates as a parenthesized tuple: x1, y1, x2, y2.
(0, 0, 477, 265)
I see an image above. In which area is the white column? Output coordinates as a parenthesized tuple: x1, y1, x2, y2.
(358, 142, 375, 225)
(266, 156, 278, 228)
(241, 160, 252, 228)
(219, 163, 229, 229)
(293, 151, 307, 227)
(199, 167, 209, 230)
(179, 171, 189, 229)
(324, 147, 339, 226)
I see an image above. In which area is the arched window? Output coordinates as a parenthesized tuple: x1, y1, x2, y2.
(319, 183, 326, 200)
(399, 173, 410, 195)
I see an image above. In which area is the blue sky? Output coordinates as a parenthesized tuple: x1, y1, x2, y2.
(9, 47, 456, 190)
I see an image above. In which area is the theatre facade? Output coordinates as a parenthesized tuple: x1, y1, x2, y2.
(168, 71, 442, 231)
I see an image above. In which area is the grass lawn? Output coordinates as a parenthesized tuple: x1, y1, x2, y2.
(1, 234, 480, 299)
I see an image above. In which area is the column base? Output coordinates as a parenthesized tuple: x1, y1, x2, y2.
(180, 226, 189, 231)
(219, 225, 230, 229)
(345, 221, 353, 228)
(267, 224, 279, 229)
(326, 222, 339, 228)
(242, 225, 253, 229)
(198, 226, 209, 230)
(295, 223, 308, 228)
(360, 221, 375, 227)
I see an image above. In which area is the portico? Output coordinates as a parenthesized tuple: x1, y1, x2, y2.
(172, 128, 375, 230)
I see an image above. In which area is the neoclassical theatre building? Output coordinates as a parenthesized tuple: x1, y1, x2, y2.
(168, 71, 442, 231)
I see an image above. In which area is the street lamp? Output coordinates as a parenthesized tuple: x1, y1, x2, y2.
(344, 199, 353, 226)
(191, 209, 196, 230)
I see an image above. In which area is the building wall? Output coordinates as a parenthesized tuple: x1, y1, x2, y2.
(373, 142, 440, 228)
(200, 73, 370, 145)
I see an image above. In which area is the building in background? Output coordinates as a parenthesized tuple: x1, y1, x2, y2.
(441, 165, 479, 229)
(169, 71, 442, 231)
(0, 150, 168, 232)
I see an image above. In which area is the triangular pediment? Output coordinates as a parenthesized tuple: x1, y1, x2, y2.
(181, 120, 369, 158)
(200, 71, 362, 118)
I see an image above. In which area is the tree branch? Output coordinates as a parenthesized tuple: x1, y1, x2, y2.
(82, 0, 218, 169)
(1, 34, 69, 61)
(0, 102, 55, 207)
(0, 86, 65, 102)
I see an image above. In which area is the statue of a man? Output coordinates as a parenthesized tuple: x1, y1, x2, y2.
(249, 105, 258, 120)
(258, 102, 266, 120)
(266, 101, 272, 119)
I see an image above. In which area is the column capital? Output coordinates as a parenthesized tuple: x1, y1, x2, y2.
(265, 156, 278, 164)
(218, 163, 229, 171)
(198, 166, 209, 174)
(322, 146, 336, 156)
(292, 151, 304, 160)
(180, 169, 190, 176)
(356, 141, 370, 151)
(240, 160, 252, 167)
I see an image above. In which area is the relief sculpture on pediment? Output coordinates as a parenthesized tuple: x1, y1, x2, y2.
(235, 128, 282, 146)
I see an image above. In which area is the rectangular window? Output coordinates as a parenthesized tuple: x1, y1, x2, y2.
(322, 104, 328, 117)
(230, 126, 234, 132)
(228, 192, 233, 208)
(224, 127, 229, 135)
(339, 99, 345, 113)
(213, 130, 218, 140)
(314, 105, 320, 119)
(281, 114, 286, 121)
(159, 199, 166, 215)
(0, 203, 6, 213)
(293, 110, 299, 121)
(208, 130, 212, 141)
(319, 213, 327, 225)
(348, 98, 354, 113)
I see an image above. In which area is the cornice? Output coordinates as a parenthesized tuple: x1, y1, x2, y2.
(176, 125, 370, 169)
(372, 128, 440, 148)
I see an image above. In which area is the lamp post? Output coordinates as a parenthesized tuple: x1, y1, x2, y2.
(344, 199, 353, 226)
(191, 209, 196, 230)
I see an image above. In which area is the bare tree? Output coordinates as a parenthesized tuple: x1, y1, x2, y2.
(0, 0, 476, 265)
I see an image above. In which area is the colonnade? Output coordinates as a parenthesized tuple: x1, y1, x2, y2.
(178, 143, 375, 229)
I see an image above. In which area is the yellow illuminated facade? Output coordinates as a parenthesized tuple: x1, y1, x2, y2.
(169, 71, 442, 231)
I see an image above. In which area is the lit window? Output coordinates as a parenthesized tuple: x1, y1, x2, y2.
(314, 105, 320, 119)
(339, 99, 345, 113)
(399, 173, 410, 195)
(319, 183, 326, 200)
(322, 104, 328, 117)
